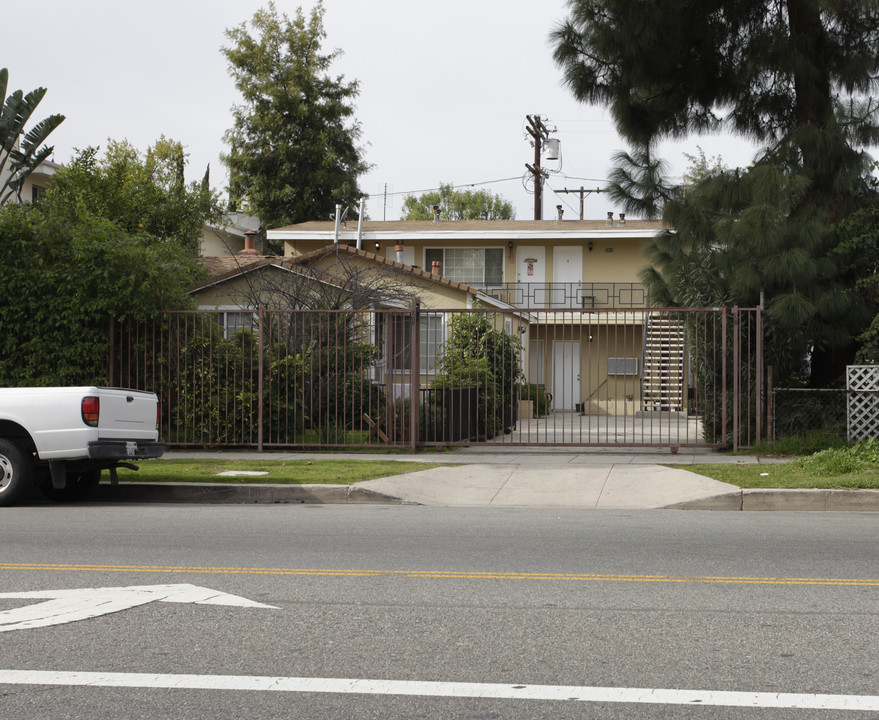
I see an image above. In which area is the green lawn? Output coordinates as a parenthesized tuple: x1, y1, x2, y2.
(679, 462, 879, 490)
(118, 440, 879, 490)
(669, 438, 879, 489)
(117, 458, 454, 485)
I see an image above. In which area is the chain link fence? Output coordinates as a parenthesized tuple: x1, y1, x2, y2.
(770, 388, 848, 440)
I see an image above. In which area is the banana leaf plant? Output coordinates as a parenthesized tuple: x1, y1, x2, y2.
(0, 68, 65, 205)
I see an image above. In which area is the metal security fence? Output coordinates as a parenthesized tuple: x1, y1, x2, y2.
(110, 306, 762, 450)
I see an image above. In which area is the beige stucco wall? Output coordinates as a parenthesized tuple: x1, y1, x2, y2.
(528, 319, 645, 414)
(200, 228, 245, 257)
(191, 272, 261, 308)
(284, 234, 649, 286)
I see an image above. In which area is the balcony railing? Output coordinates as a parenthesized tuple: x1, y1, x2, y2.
(472, 282, 649, 309)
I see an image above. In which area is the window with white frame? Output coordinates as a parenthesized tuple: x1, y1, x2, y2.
(386, 313, 444, 373)
(201, 307, 258, 338)
(420, 313, 444, 372)
(425, 248, 504, 285)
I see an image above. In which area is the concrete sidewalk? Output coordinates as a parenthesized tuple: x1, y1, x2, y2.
(92, 448, 879, 511)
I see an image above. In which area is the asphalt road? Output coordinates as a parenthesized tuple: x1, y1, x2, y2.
(0, 504, 877, 719)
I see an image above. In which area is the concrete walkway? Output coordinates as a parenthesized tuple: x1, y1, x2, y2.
(94, 448, 879, 511)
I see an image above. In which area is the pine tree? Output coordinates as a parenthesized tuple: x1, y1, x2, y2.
(553, 0, 879, 382)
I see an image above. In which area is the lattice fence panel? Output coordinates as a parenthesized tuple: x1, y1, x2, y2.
(847, 365, 879, 441)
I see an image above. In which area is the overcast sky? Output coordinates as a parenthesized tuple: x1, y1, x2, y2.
(8, 0, 761, 223)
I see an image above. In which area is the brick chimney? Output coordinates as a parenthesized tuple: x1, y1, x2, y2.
(238, 230, 260, 255)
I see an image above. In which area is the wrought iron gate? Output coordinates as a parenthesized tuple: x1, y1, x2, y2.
(110, 306, 762, 450)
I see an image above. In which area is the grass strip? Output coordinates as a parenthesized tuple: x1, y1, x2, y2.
(676, 463, 879, 490)
(117, 459, 454, 486)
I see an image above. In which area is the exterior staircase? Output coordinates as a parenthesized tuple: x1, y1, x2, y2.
(641, 312, 686, 412)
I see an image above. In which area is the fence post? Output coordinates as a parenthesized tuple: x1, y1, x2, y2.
(721, 308, 728, 446)
(257, 306, 264, 452)
(732, 307, 740, 453)
(409, 299, 420, 451)
(108, 315, 116, 387)
(755, 306, 763, 446)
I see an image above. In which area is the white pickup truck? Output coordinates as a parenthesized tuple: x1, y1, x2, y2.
(0, 386, 165, 506)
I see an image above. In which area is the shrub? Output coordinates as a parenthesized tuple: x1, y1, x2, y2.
(431, 311, 522, 441)
(521, 383, 551, 417)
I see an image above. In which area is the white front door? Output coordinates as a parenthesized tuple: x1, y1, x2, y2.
(517, 246, 545, 282)
(552, 246, 583, 308)
(516, 246, 546, 307)
(552, 340, 581, 411)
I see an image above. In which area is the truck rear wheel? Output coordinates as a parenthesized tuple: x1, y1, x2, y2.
(0, 439, 31, 507)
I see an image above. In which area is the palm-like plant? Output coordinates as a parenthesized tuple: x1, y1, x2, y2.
(0, 68, 65, 205)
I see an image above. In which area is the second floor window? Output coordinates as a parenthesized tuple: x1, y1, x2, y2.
(425, 248, 503, 286)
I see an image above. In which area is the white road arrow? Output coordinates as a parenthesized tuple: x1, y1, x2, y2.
(0, 584, 278, 632)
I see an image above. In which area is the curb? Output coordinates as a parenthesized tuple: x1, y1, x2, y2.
(670, 488, 879, 512)
(88, 484, 879, 510)
(93, 482, 418, 506)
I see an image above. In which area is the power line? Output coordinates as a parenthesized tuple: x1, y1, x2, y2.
(556, 174, 609, 183)
(372, 177, 522, 200)
(549, 185, 605, 220)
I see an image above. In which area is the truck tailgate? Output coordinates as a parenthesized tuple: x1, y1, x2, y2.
(97, 389, 158, 440)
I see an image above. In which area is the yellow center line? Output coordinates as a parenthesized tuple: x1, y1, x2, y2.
(0, 563, 877, 587)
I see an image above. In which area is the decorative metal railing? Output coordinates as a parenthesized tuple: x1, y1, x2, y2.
(472, 282, 648, 308)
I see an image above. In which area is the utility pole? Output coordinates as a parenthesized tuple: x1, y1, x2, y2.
(525, 115, 551, 220)
(556, 186, 603, 220)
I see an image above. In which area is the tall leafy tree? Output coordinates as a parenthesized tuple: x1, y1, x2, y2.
(552, 0, 879, 382)
(222, 1, 369, 232)
(401, 183, 515, 221)
(46, 138, 221, 254)
(0, 68, 65, 205)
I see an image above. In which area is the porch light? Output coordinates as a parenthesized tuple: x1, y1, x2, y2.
(374, 242, 380, 252)
(588, 241, 594, 252)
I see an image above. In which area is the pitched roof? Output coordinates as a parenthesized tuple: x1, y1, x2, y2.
(286, 244, 484, 295)
(197, 254, 274, 278)
(190, 255, 300, 293)
(190, 245, 515, 310)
